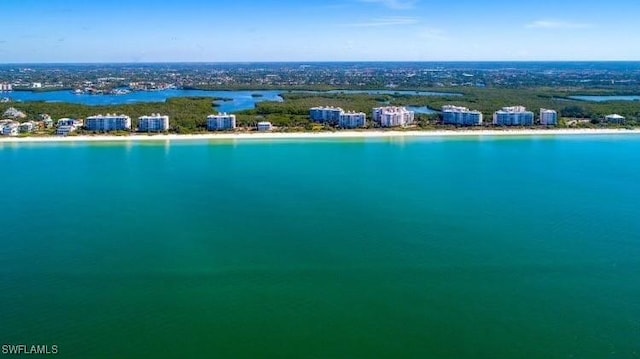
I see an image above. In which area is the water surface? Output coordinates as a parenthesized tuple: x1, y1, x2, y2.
(570, 95, 640, 102)
(4, 90, 284, 112)
(3, 89, 459, 111)
(1, 135, 639, 358)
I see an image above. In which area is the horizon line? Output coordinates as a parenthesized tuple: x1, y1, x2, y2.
(2, 60, 640, 65)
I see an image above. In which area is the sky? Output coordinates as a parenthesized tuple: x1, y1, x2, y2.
(1, 0, 639, 63)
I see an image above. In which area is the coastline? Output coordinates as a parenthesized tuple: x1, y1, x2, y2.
(1, 128, 640, 144)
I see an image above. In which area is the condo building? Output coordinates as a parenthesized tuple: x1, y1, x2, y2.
(0, 83, 12, 91)
(56, 118, 83, 136)
(41, 114, 54, 128)
(338, 111, 367, 128)
(493, 106, 534, 126)
(372, 106, 415, 127)
(57, 118, 83, 128)
(207, 113, 236, 131)
(19, 121, 37, 133)
(540, 109, 558, 126)
(56, 126, 75, 136)
(257, 121, 273, 132)
(138, 114, 170, 132)
(85, 114, 131, 132)
(442, 105, 483, 126)
(309, 106, 344, 125)
(1, 121, 19, 136)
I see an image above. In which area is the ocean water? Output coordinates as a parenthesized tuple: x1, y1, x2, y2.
(0, 136, 639, 358)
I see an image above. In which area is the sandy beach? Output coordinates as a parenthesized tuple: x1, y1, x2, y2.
(1, 128, 639, 144)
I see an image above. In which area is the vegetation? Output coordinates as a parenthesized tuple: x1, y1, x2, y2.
(0, 98, 214, 133)
(2, 88, 640, 134)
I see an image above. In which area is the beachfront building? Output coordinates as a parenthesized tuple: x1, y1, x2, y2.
(372, 106, 415, 127)
(138, 114, 170, 132)
(58, 118, 83, 128)
(310, 106, 344, 125)
(40, 114, 54, 128)
(207, 113, 236, 131)
(19, 121, 37, 133)
(57, 126, 76, 136)
(442, 105, 483, 126)
(605, 114, 625, 124)
(85, 114, 131, 132)
(56, 118, 83, 136)
(257, 121, 273, 132)
(493, 106, 535, 126)
(339, 111, 367, 128)
(0, 83, 12, 91)
(1, 121, 19, 136)
(540, 109, 558, 126)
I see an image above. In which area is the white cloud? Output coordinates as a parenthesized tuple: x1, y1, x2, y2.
(358, 0, 418, 10)
(342, 17, 419, 27)
(526, 20, 592, 29)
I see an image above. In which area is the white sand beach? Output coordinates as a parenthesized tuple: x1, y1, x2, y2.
(1, 128, 639, 144)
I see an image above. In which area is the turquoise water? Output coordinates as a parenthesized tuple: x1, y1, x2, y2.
(1, 136, 639, 358)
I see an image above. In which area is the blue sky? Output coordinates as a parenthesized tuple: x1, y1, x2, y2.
(1, 0, 638, 62)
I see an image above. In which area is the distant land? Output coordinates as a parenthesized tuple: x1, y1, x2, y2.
(1, 61, 640, 136)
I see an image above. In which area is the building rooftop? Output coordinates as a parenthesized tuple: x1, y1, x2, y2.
(374, 106, 413, 113)
(443, 105, 481, 113)
(139, 114, 169, 119)
(87, 114, 130, 118)
(208, 113, 235, 118)
(496, 106, 531, 113)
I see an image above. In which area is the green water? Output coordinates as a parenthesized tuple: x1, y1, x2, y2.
(1, 136, 639, 358)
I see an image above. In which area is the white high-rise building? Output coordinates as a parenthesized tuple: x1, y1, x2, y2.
(540, 109, 558, 126)
(338, 112, 367, 128)
(442, 105, 483, 126)
(309, 106, 343, 125)
(207, 113, 236, 131)
(85, 114, 131, 132)
(372, 107, 415, 127)
(493, 106, 534, 126)
(0, 83, 12, 91)
(138, 114, 169, 132)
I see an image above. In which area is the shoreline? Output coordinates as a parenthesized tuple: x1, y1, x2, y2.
(1, 128, 640, 144)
